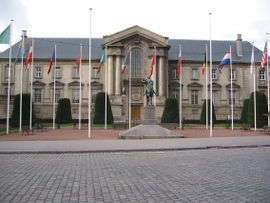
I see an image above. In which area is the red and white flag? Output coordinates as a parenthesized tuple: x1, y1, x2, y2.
(77, 48, 82, 73)
(149, 51, 156, 77)
(24, 41, 33, 70)
(260, 41, 268, 68)
(176, 48, 182, 77)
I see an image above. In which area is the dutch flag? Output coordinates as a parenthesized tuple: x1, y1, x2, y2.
(219, 49, 231, 72)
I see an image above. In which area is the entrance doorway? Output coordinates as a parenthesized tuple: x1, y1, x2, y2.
(131, 105, 141, 120)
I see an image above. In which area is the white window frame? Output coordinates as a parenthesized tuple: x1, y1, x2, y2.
(72, 89, 80, 104)
(4, 64, 9, 80)
(35, 66, 42, 78)
(92, 67, 99, 78)
(34, 89, 42, 103)
(191, 68, 198, 80)
(91, 89, 100, 104)
(54, 89, 61, 103)
(191, 90, 199, 105)
(72, 67, 80, 78)
(212, 69, 217, 80)
(259, 69, 266, 80)
(55, 66, 61, 78)
(228, 90, 237, 105)
(229, 69, 236, 80)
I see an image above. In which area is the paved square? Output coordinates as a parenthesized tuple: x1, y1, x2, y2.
(0, 148, 270, 202)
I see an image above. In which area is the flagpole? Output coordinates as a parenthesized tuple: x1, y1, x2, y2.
(129, 49, 131, 129)
(209, 13, 213, 137)
(79, 43, 82, 130)
(179, 44, 182, 129)
(266, 33, 270, 127)
(29, 39, 34, 130)
(205, 44, 208, 130)
(6, 20, 13, 135)
(88, 8, 92, 138)
(154, 46, 157, 107)
(105, 45, 107, 130)
(252, 45, 257, 131)
(53, 44, 56, 130)
(230, 46, 234, 130)
(20, 30, 26, 132)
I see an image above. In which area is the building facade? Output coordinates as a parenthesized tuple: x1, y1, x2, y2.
(0, 26, 266, 122)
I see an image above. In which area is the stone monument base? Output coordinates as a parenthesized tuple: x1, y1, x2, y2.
(143, 106, 157, 125)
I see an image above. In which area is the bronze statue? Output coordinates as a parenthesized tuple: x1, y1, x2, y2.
(142, 76, 156, 106)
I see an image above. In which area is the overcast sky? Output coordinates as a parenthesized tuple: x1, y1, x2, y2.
(0, 0, 270, 52)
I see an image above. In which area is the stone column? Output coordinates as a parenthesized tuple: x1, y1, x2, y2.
(107, 55, 114, 95)
(158, 56, 165, 96)
(115, 55, 121, 95)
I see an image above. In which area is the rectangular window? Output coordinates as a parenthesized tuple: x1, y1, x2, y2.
(92, 67, 99, 78)
(191, 90, 199, 105)
(54, 89, 61, 103)
(34, 89, 42, 103)
(212, 91, 217, 104)
(212, 69, 217, 80)
(4, 65, 9, 80)
(172, 69, 178, 79)
(191, 68, 198, 79)
(229, 90, 237, 105)
(35, 67, 42, 78)
(72, 89, 80, 103)
(229, 69, 236, 80)
(55, 66, 61, 78)
(172, 91, 178, 99)
(73, 67, 80, 78)
(259, 69, 266, 80)
(91, 89, 100, 103)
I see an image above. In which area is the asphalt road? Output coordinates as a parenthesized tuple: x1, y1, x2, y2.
(0, 148, 270, 202)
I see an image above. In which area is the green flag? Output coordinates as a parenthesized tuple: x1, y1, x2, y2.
(0, 24, 11, 44)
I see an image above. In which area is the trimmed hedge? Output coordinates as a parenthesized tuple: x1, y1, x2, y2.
(248, 91, 267, 128)
(161, 98, 179, 123)
(240, 99, 249, 123)
(200, 99, 216, 125)
(11, 93, 35, 127)
(55, 98, 72, 124)
(93, 92, 114, 124)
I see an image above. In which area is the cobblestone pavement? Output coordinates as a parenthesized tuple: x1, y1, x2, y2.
(0, 148, 270, 203)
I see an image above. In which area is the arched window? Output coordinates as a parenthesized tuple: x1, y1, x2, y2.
(131, 48, 143, 78)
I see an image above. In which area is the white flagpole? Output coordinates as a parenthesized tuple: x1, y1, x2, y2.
(154, 46, 157, 107)
(53, 44, 56, 130)
(230, 46, 234, 130)
(6, 19, 13, 135)
(105, 45, 107, 130)
(29, 39, 34, 130)
(179, 44, 182, 129)
(79, 43, 82, 130)
(205, 44, 209, 129)
(209, 13, 213, 137)
(251, 44, 256, 131)
(129, 49, 132, 129)
(88, 8, 92, 138)
(20, 30, 25, 132)
(266, 33, 270, 127)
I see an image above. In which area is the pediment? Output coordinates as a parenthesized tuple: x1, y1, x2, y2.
(187, 82, 203, 88)
(225, 83, 240, 89)
(33, 81, 46, 87)
(170, 81, 184, 88)
(207, 82, 222, 89)
(68, 81, 84, 86)
(103, 25, 169, 48)
(90, 81, 103, 87)
(49, 81, 65, 87)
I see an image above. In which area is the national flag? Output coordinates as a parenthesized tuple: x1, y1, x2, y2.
(14, 41, 23, 67)
(24, 41, 33, 70)
(250, 46, 255, 74)
(176, 48, 181, 77)
(121, 52, 130, 74)
(0, 24, 11, 44)
(218, 49, 231, 72)
(77, 49, 82, 73)
(150, 51, 156, 77)
(47, 48, 56, 74)
(97, 49, 106, 73)
(202, 49, 207, 75)
(260, 41, 268, 68)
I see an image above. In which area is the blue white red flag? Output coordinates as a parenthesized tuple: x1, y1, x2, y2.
(47, 48, 56, 74)
(219, 49, 231, 72)
(121, 52, 130, 74)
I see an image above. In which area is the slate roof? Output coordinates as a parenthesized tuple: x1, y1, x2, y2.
(0, 37, 263, 63)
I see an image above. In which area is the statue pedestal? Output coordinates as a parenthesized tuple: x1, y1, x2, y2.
(143, 106, 157, 125)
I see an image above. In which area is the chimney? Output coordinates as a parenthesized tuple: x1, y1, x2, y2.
(236, 34, 243, 56)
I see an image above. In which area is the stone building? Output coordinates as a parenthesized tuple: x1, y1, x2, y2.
(0, 26, 265, 122)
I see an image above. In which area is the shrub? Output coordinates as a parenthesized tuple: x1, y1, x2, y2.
(248, 91, 267, 128)
(11, 93, 35, 127)
(200, 99, 216, 125)
(240, 99, 249, 123)
(161, 98, 179, 123)
(93, 92, 114, 124)
(55, 98, 72, 124)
